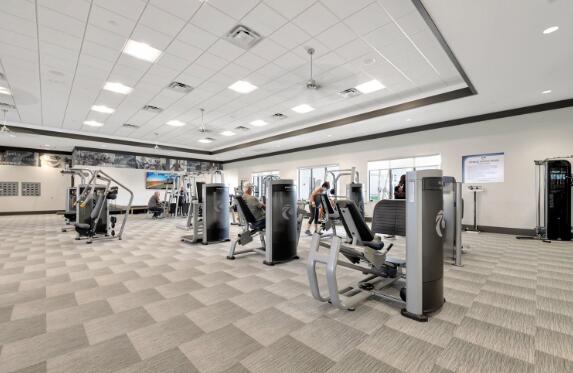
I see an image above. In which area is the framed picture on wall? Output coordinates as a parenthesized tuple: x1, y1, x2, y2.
(462, 152, 505, 183)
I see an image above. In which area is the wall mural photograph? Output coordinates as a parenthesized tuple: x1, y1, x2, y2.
(0, 150, 38, 166)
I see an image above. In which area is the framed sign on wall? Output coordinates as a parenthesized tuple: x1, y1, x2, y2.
(462, 152, 505, 183)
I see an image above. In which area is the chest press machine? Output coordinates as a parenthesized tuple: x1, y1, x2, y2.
(307, 170, 454, 321)
(227, 179, 302, 265)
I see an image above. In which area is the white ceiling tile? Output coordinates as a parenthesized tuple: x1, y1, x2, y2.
(315, 22, 356, 50)
(241, 3, 288, 37)
(0, 43, 37, 62)
(82, 40, 119, 63)
(0, 29, 36, 51)
(0, 12, 37, 38)
(363, 22, 403, 51)
(273, 52, 307, 71)
(250, 38, 288, 61)
(219, 62, 252, 81)
(164, 39, 203, 62)
(395, 11, 428, 37)
(194, 52, 229, 71)
(84, 24, 128, 52)
(37, 6, 86, 38)
(335, 38, 372, 61)
(234, 52, 269, 71)
(156, 52, 190, 72)
(38, 0, 91, 21)
(39, 26, 83, 52)
(191, 4, 237, 37)
(378, 0, 417, 19)
(140, 5, 186, 37)
(320, 0, 374, 19)
(131, 24, 173, 51)
(89, 5, 136, 38)
(264, 0, 316, 19)
(177, 24, 218, 50)
(209, 0, 259, 20)
(292, 3, 339, 36)
(269, 23, 310, 50)
(94, 0, 147, 21)
(149, 0, 202, 21)
(208, 39, 245, 62)
(343, 2, 392, 36)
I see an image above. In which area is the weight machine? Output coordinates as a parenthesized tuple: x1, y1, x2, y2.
(517, 156, 573, 242)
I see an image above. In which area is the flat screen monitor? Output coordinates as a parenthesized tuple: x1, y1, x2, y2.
(145, 172, 176, 189)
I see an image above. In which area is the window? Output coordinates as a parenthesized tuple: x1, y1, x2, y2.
(251, 170, 279, 198)
(297, 165, 338, 200)
(368, 155, 441, 202)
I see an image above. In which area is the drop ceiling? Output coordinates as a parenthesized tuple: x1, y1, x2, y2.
(0, 0, 572, 162)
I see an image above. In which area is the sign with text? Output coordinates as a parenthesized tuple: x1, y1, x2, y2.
(462, 152, 504, 183)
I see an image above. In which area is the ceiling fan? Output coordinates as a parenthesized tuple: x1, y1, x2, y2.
(305, 47, 320, 90)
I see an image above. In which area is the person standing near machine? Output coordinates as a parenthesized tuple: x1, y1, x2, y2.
(305, 181, 330, 235)
(148, 191, 164, 219)
(178, 185, 189, 216)
(394, 175, 406, 199)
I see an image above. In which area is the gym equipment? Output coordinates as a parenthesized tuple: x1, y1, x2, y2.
(181, 171, 229, 245)
(442, 178, 464, 266)
(176, 174, 200, 230)
(307, 170, 446, 321)
(465, 185, 484, 232)
(74, 170, 133, 244)
(517, 156, 573, 242)
(227, 179, 302, 265)
(326, 166, 364, 218)
(60, 168, 94, 232)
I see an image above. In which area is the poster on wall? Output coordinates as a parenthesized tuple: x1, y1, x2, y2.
(462, 152, 504, 183)
(39, 153, 72, 168)
(0, 150, 38, 166)
(136, 156, 168, 170)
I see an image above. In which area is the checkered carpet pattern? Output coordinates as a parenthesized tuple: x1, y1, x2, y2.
(0, 214, 572, 373)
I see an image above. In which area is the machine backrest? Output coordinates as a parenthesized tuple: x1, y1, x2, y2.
(196, 182, 205, 203)
(235, 196, 258, 224)
(91, 192, 106, 220)
(336, 200, 375, 243)
(371, 199, 406, 236)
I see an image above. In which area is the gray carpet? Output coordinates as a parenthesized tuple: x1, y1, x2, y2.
(0, 214, 572, 373)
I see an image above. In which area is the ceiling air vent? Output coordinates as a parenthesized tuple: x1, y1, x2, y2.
(235, 125, 249, 131)
(226, 25, 262, 50)
(142, 105, 163, 113)
(122, 123, 140, 129)
(167, 81, 193, 94)
(338, 88, 361, 98)
(272, 113, 287, 119)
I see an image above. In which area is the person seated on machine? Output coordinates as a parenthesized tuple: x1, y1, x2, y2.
(242, 182, 266, 230)
(148, 191, 164, 219)
(394, 174, 406, 199)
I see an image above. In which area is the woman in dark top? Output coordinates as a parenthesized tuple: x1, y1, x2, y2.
(394, 174, 406, 199)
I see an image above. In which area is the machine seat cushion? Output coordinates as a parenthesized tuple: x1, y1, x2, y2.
(364, 240, 385, 251)
(75, 223, 90, 230)
(64, 213, 76, 220)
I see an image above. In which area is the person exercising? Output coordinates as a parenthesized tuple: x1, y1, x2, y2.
(148, 191, 164, 219)
(305, 181, 331, 235)
(394, 174, 406, 199)
(243, 182, 266, 229)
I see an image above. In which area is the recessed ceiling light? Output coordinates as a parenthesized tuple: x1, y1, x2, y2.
(166, 120, 186, 127)
(0, 86, 11, 95)
(356, 79, 385, 94)
(250, 119, 268, 127)
(123, 39, 162, 62)
(405, 118, 412, 122)
(91, 105, 115, 114)
(541, 89, 552, 94)
(104, 82, 133, 95)
(228, 80, 258, 94)
(327, 134, 332, 137)
(220, 130, 235, 136)
(84, 120, 104, 127)
(291, 104, 315, 114)
(198, 138, 213, 143)
(543, 26, 559, 35)
(43, 144, 51, 147)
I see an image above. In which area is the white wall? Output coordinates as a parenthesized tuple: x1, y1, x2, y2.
(224, 107, 573, 230)
(0, 165, 69, 212)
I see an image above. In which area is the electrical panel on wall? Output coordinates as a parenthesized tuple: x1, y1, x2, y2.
(21, 182, 41, 197)
(0, 182, 18, 196)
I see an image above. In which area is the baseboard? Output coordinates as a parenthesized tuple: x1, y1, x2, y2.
(0, 210, 63, 216)
(462, 224, 535, 236)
